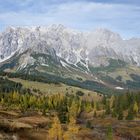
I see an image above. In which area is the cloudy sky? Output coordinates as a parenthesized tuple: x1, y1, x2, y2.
(0, 0, 140, 38)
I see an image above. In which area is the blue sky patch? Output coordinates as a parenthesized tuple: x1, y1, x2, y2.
(0, 0, 140, 38)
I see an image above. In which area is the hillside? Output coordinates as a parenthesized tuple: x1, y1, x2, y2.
(0, 25, 140, 92)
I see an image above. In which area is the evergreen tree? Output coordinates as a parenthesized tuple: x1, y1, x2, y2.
(58, 100, 68, 123)
(20, 94, 29, 111)
(105, 101, 111, 115)
(110, 95, 115, 108)
(94, 111, 97, 117)
(126, 107, 134, 120)
(133, 101, 139, 115)
(86, 120, 92, 129)
(111, 109, 117, 118)
(118, 109, 123, 120)
(29, 95, 36, 109)
(106, 125, 113, 140)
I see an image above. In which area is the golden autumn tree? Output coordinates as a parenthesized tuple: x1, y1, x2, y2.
(63, 116, 79, 140)
(110, 95, 115, 108)
(12, 91, 19, 103)
(68, 100, 81, 119)
(48, 115, 63, 140)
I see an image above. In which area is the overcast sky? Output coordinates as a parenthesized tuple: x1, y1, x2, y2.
(0, 0, 140, 38)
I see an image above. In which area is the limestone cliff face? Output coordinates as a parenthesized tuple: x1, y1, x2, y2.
(0, 25, 140, 70)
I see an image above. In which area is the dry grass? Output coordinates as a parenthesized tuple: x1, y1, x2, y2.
(18, 115, 49, 127)
(0, 110, 19, 117)
(9, 78, 102, 101)
(108, 66, 140, 82)
(0, 110, 140, 140)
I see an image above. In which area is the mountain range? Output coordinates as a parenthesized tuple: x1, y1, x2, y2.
(0, 24, 140, 93)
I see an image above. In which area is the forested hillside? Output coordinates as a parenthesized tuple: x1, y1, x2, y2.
(0, 90, 140, 139)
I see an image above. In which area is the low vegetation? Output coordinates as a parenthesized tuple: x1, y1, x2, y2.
(0, 70, 140, 139)
(0, 71, 122, 95)
(0, 90, 140, 139)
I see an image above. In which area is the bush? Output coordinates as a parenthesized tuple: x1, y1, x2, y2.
(76, 91, 85, 96)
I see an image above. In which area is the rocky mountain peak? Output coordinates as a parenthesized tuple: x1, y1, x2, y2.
(0, 25, 140, 67)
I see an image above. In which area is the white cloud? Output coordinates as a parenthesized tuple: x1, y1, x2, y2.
(0, 1, 140, 38)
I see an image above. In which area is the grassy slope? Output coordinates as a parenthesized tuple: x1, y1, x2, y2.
(9, 78, 102, 101)
(108, 66, 140, 82)
(89, 58, 140, 89)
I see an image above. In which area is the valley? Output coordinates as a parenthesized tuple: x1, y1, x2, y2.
(0, 25, 140, 140)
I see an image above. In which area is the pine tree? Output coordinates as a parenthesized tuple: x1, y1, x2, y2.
(29, 95, 36, 109)
(58, 100, 68, 123)
(105, 101, 111, 115)
(106, 125, 113, 140)
(94, 110, 97, 117)
(111, 109, 117, 118)
(102, 95, 107, 105)
(118, 109, 123, 120)
(110, 95, 115, 108)
(126, 107, 134, 120)
(20, 94, 28, 111)
(94, 101, 97, 111)
(0, 97, 4, 106)
(86, 120, 92, 129)
(133, 101, 139, 115)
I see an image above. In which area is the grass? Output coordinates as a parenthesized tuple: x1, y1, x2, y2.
(0, 110, 19, 117)
(18, 115, 49, 126)
(89, 118, 140, 139)
(108, 66, 140, 83)
(9, 78, 102, 101)
(0, 108, 140, 140)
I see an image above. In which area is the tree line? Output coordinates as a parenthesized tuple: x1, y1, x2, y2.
(0, 91, 139, 121)
(0, 91, 140, 140)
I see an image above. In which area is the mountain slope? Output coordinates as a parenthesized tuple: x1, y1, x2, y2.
(1, 25, 140, 67)
(0, 25, 140, 92)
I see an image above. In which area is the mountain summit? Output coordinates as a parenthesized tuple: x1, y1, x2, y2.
(0, 25, 140, 91)
(0, 25, 140, 67)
